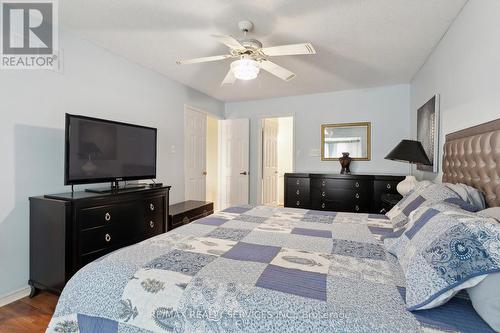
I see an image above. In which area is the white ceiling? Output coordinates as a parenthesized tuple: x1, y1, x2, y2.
(60, 0, 466, 102)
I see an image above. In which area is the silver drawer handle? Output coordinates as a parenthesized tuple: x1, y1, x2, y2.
(296, 180, 300, 185)
(355, 193, 360, 199)
(105, 212, 111, 222)
(296, 189, 300, 195)
(322, 181, 326, 186)
(322, 191, 326, 197)
(355, 205, 360, 211)
(355, 182, 360, 188)
(386, 184, 392, 189)
(296, 200, 300, 206)
(149, 221, 155, 229)
(150, 203, 155, 211)
(105, 233, 111, 242)
(321, 203, 325, 209)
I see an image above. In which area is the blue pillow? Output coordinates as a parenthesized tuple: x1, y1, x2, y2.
(385, 204, 500, 311)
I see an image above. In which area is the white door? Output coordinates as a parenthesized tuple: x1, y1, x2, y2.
(184, 107, 207, 201)
(262, 118, 279, 206)
(220, 119, 249, 209)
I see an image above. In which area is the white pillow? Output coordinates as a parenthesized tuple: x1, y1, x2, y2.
(478, 207, 500, 221)
(467, 273, 500, 332)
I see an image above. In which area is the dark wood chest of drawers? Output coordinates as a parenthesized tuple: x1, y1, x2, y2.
(168, 200, 214, 230)
(285, 173, 404, 213)
(29, 186, 169, 294)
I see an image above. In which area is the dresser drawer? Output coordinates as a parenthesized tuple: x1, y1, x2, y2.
(80, 248, 110, 267)
(314, 188, 369, 203)
(287, 177, 310, 188)
(144, 217, 163, 238)
(313, 178, 369, 191)
(170, 203, 214, 230)
(143, 196, 164, 216)
(286, 186, 310, 199)
(80, 224, 125, 255)
(142, 196, 164, 230)
(78, 202, 136, 230)
(286, 197, 310, 209)
(374, 180, 399, 194)
(171, 211, 213, 229)
(313, 200, 369, 213)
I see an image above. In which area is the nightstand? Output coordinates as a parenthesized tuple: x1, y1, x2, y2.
(380, 193, 403, 213)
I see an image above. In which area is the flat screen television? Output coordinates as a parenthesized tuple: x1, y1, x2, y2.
(65, 114, 157, 186)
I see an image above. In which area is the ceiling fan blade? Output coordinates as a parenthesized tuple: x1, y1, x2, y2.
(211, 34, 246, 52)
(260, 43, 316, 56)
(221, 69, 236, 86)
(259, 60, 296, 81)
(176, 54, 232, 65)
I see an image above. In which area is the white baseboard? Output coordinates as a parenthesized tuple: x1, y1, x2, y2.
(0, 285, 31, 307)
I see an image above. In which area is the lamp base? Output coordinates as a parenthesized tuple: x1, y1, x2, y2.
(397, 176, 417, 196)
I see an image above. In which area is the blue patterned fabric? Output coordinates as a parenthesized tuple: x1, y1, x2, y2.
(385, 203, 500, 311)
(47, 205, 493, 332)
(386, 181, 462, 229)
(397, 287, 495, 333)
(443, 197, 481, 212)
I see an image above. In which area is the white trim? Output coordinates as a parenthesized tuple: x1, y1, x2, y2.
(257, 114, 296, 205)
(0, 285, 31, 307)
(183, 103, 223, 120)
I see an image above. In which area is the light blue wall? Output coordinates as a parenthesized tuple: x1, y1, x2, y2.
(0, 30, 223, 298)
(410, 0, 500, 181)
(225, 85, 411, 204)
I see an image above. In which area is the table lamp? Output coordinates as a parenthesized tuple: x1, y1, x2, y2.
(385, 139, 431, 195)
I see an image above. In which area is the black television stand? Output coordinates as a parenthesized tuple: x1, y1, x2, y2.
(85, 181, 146, 194)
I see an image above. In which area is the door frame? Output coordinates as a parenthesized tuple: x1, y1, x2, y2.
(257, 114, 296, 205)
(183, 104, 222, 203)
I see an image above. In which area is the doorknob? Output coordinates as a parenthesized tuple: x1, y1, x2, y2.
(240, 171, 248, 175)
(202, 171, 207, 175)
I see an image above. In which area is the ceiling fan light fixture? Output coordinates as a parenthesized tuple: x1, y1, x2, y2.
(231, 58, 260, 80)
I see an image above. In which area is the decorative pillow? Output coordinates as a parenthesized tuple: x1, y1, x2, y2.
(445, 182, 486, 211)
(467, 272, 500, 332)
(384, 202, 466, 258)
(386, 181, 462, 230)
(385, 204, 500, 311)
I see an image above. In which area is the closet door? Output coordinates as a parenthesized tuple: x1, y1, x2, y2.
(184, 107, 207, 201)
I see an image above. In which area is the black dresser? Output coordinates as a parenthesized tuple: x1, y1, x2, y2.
(29, 186, 170, 295)
(284, 173, 404, 213)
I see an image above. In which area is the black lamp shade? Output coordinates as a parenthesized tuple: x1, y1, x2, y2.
(385, 140, 431, 165)
(79, 142, 102, 157)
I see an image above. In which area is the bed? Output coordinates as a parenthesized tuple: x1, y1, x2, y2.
(46, 119, 500, 333)
(46, 206, 493, 333)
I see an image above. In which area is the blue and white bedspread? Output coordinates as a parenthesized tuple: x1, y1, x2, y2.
(47, 206, 493, 333)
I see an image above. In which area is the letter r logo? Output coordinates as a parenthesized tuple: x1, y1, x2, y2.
(2, 2, 53, 54)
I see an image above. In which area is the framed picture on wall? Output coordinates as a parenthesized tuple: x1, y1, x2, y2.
(417, 94, 440, 172)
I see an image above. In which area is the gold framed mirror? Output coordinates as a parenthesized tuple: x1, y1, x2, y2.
(321, 122, 371, 161)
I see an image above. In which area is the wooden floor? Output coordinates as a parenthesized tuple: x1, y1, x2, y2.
(0, 292, 58, 333)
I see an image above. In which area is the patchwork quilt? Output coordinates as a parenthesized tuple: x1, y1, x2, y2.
(47, 206, 493, 333)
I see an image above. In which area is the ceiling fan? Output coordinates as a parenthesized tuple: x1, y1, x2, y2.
(176, 20, 316, 86)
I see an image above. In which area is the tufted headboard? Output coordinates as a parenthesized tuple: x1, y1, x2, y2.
(442, 118, 500, 207)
